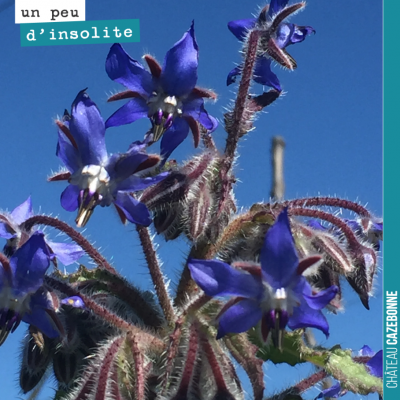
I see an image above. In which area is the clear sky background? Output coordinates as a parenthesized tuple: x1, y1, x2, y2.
(0, 1, 382, 399)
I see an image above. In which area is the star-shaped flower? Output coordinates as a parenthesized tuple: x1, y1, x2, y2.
(227, 0, 315, 91)
(0, 232, 61, 346)
(0, 197, 84, 265)
(105, 22, 218, 161)
(189, 208, 338, 346)
(51, 89, 168, 228)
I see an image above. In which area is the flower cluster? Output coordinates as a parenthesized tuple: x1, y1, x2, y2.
(0, 0, 383, 399)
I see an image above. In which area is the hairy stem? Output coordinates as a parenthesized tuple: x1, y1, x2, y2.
(135, 225, 175, 325)
(224, 29, 260, 160)
(279, 197, 372, 218)
(23, 215, 118, 275)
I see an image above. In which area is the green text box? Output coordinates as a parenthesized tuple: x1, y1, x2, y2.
(384, 0, 400, 398)
(20, 19, 139, 46)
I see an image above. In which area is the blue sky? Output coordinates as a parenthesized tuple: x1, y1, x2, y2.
(0, 0, 382, 399)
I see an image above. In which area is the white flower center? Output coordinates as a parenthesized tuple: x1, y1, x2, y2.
(70, 165, 114, 205)
(260, 283, 299, 315)
(147, 91, 184, 142)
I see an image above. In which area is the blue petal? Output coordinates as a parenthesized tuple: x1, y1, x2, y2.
(56, 126, 81, 173)
(302, 283, 339, 310)
(113, 193, 152, 226)
(188, 259, 263, 298)
(61, 296, 86, 309)
(160, 118, 190, 161)
(60, 184, 80, 212)
(288, 25, 316, 45)
(367, 350, 383, 378)
(204, 114, 218, 133)
(288, 301, 330, 337)
(69, 90, 108, 166)
(217, 299, 262, 339)
(105, 97, 149, 129)
(160, 21, 198, 97)
(11, 197, 32, 225)
(372, 220, 383, 237)
(315, 382, 342, 399)
(360, 345, 375, 357)
(227, 66, 241, 86)
(106, 43, 154, 98)
(260, 208, 298, 288)
(253, 57, 282, 91)
(182, 96, 218, 131)
(111, 152, 149, 182)
(228, 18, 256, 41)
(23, 291, 60, 338)
(307, 219, 328, 231)
(276, 23, 315, 48)
(0, 222, 15, 239)
(116, 172, 169, 193)
(46, 241, 84, 266)
(10, 233, 50, 295)
(268, 0, 289, 18)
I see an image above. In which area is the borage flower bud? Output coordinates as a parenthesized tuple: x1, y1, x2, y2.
(20, 326, 53, 394)
(141, 151, 217, 241)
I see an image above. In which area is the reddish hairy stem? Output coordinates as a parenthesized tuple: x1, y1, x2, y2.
(135, 225, 175, 324)
(224, 29, 260, 160)
(94, 336, 124, 400)
(128, 333, 146, 400)
(280, 197, 372, 218)
(171, 323, 200, 399)
(224, 334, 264, 400)
(22, 215, 118, 275)
(288, 208, 361, 249)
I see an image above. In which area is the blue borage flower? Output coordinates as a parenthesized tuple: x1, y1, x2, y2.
(189, 208, 338, 346)
(315, 345, 383, 399)
(105, 22, 218, 161)
(227, 0, 315, 91)
(53, 89, 168, 228)
(0, 197, 84, 265)
(0, 232, 61, 345)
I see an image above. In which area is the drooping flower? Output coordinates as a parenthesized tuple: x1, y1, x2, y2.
(227, 0, 315, 90)
(307, 217, 383, 251)
(0, 232, 61, 346)
(0, 197, 84, 264)
(51, 89, 168, 228)
(105, 22, 218, 161)
(315, 346, 383, 399)
(188, 208, 338, 346)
